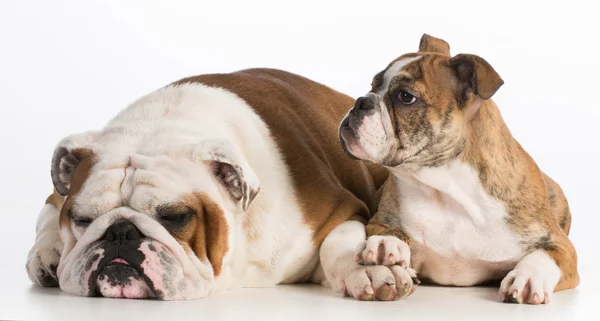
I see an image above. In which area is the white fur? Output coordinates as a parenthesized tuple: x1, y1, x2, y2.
(26, 203, 63, 285)
(350, 56, 423, 163)
(317, 221, 417, 300)
(500, 250, 561, 304)
(31, 83, 319, 298)
(385, 160, 524, 285)
(58, 209, 215, 300)
(378, 56, 423, 96)
(357, 235, 411, 267)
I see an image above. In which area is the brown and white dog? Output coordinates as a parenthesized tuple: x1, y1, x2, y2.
(339, 34, 579, 304)
(26, 69, 420, 300)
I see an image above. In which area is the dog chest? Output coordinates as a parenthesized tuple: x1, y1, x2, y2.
(390, 161, 524, 264)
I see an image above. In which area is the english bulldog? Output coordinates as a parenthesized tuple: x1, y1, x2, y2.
(26, 69, 420, 300)
(339, 34, 579, 304)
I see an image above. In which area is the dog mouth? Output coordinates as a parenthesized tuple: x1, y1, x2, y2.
(339, 116, 361, 160)
(93, 257, 157, 299)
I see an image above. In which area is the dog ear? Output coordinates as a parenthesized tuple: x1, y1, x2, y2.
(191, 140, 260, 212)
(51, 132, 98, 196)
(419, 34, 450, 55)
(450, 54, 504, 100)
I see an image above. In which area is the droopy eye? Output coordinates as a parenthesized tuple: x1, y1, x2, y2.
(73, 216, 92, 228)
(397, 90, 417, 105)
(157, 205, 195, 226)
(159, 212, 191, 223)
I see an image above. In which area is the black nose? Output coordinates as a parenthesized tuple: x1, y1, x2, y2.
(103, 221, 143, 243)
(355, 96, 374, 110)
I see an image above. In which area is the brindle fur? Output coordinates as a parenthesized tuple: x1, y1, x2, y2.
(366, 34, 579, 292)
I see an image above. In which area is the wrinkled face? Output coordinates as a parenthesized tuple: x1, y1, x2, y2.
(52, 136, 259, 300)
(340, 54, 467, 167)
(339, 35, 503, 168)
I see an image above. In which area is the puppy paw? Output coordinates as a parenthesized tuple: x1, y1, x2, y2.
(26, 236, 62, 287)
(499, 251, 560, 304)
(336, 264, 420, 301)
(356, 235, 411, 267)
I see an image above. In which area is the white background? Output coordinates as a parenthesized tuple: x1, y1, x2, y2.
(1, 0, 599, 320)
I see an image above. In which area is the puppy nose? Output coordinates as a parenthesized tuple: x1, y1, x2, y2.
(355, 96, 373, 110)
(103, 221, 143, 242)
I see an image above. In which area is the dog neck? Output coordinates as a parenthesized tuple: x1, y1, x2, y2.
(460, 99, 531, 203)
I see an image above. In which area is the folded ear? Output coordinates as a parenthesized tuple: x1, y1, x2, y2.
(419, 34, 450, 55)
(450, 54, 504, 100)
(191, 140, 260, 212)
(51, 132, 98, 196)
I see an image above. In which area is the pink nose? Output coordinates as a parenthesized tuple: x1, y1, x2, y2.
(111, 258, 129, 265)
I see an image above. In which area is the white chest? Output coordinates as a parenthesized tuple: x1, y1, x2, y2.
(390, 161, 523, 264)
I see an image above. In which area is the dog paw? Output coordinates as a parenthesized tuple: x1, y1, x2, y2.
(356, 235, 411, 267)
(499, 251, 560, 304)
(26, 237, 62, 287)
(335, 264, 420, 301)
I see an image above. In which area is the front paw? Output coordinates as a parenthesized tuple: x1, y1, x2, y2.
(499, 250, 560, 305)
(499, 270, 550, 304)
(26, 237, 62, 287)
(336, 264, 419, 301)
(356, 235, 411, 267)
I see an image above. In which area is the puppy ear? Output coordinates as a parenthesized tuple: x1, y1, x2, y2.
(191, 140, 260, 212)
(450, 54, 504, 100)
(51, 132, 97, 196)
(419, 34, 450, 55)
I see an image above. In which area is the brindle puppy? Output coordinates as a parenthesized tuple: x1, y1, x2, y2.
(339, 34, 579, 304)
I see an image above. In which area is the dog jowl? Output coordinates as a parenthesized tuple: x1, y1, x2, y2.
(341, 34, 579, 305)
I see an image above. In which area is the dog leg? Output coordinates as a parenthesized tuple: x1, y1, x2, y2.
(357, 223, 413, 268)
(499, 232, 579, 304)
(318, 220, 418, 301)
(26, 193, 64, 287)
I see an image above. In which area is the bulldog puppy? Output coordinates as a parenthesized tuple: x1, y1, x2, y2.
(339, 34, 579, 304)
(26, 68, 420, 300)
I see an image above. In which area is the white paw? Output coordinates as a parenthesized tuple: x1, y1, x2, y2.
(356, 235, 411, 267)
(333, 264, 420, 301)
(26, 235, 62, 287)
(499, 250, 560, 304)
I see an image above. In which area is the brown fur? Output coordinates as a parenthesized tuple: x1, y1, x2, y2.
(49, 69, 388, 279)
(364, 34, 579, 293)
(172, 192, 230, 277)
(463, 100, 579, 291)
(58, 148, 97, 230)
(45, 190, 65, 209)
(174, 69, 388, 244)
(419, 34, 450, 55)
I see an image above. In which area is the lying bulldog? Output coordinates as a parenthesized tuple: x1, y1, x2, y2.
(339, 34, 579, 304)
(26, 69, 420, 300)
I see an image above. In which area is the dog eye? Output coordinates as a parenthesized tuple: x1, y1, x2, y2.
(73, 216, 92, 228)
(397, 91, 417, 105)
(159, 213, 191, 223)
(157, 205, 195, 226)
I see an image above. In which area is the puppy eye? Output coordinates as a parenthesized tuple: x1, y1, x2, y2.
(73, 217, 92, 228)
(397, 91, 417, 105)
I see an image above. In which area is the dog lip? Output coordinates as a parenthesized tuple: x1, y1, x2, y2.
(339, 128, 360, 160)
(110, 258, 129, 265)
(340, 116, 351, 129)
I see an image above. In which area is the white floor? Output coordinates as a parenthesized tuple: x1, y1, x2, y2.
(1, 246, 597, 321)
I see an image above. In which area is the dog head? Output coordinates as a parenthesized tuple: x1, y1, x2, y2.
(50, 127, 260, 300)
(339, 34, 504, 168)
